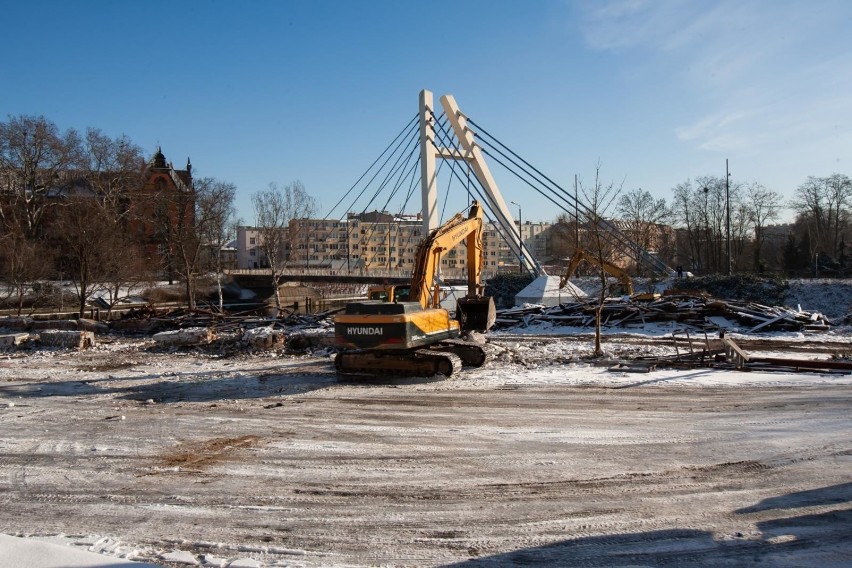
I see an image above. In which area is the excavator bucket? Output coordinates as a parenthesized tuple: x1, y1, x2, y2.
(455, 296, 496, 333)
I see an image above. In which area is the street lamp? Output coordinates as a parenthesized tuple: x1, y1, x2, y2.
(510, 200, 523, 274)
(725, 159, 732, 276)
(703, 186, 709, 273)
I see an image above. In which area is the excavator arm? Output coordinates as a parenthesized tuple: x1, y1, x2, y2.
(409, 201, 485, 309)
(560, 248, 634, 295)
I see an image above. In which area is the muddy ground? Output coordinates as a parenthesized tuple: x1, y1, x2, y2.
(0, 335, 851, 566)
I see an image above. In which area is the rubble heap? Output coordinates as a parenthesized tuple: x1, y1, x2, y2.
(495, 293, 831, 333)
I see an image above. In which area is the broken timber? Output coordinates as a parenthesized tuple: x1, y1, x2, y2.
(498, 294, 831, 333)
(721, 336, 852, 374)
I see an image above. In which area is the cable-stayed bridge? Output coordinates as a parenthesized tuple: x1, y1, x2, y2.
(307, 90, 673, 281)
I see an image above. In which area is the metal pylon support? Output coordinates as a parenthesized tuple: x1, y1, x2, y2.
(419, 89, 543, 276)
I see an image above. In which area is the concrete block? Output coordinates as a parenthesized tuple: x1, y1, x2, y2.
(110, 319, 156, 334)
(241, 327, 286, 349)
(31, 319, 78, 331)
(153, 327, 216, 347)
(0, 333, 30, 350)
(39, 330, 95, 349)
(0, 317, 33, 331)
(78, 318, 110, 335)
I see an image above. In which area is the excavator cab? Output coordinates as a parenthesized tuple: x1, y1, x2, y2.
(367, 284, 411, 303)
(455, 296, 496, 333)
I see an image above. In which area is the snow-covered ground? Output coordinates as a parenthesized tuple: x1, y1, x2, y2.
(1, 279, 850, 567)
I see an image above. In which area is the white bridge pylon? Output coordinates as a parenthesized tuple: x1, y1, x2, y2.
(419, 89, 545, 276)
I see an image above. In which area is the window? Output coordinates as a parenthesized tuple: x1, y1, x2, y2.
(249, 237, 256, 245)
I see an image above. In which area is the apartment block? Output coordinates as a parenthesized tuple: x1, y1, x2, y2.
(235, 210, 554, 278)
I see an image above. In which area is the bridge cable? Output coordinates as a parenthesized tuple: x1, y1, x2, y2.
(292, 114, 419, 272)
(340, 121, 421, 269)
(351, 132, 422, 272)
(469, 118, 669, 274)
(430, 110, 538, 276)
(429, 111, 536, 277)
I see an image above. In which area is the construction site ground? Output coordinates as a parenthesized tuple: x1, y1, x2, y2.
(1, 331, 851, 567)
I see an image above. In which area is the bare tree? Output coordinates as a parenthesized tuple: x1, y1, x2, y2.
(81, 128, 144, 219)
(549, 213, 579, 270)
(53, 196, 119, 317)
(197, 178, 237, 312)
(78, 129, 149, 313)
(150, 176, 238, 310)
(251, 180, 317, 310)
(615, 188, 672, 274)
(670, 176, 743, 274)
(577, 164, 623, 357)
(791, 174, 852, 262)
(0, 221, 54, 315)
(744, 182, 782, 270)
(0, 115, 82, 238)
(149, 175, 197, 307)
(671, 180, 701, 271)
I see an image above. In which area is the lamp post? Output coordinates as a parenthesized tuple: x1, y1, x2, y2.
(510, 201, 523, 274)
(702, 186, 709, 273)
(726, 159, 732, 275)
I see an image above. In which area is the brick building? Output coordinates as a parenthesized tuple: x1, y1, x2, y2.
(128, 148, 194, 276)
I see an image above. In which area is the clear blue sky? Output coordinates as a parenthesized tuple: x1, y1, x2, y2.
(3, 0, 851, 225)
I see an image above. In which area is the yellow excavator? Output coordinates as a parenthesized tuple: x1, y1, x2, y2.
(560, 247, 634, 296)
(334, 201, 496, 377)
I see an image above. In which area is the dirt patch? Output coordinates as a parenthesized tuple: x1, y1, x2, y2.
(76, 360, 140, 372)
(159, 435, 265, 471)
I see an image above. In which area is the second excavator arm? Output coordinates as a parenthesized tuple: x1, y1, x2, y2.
(560, 248, 634, 295)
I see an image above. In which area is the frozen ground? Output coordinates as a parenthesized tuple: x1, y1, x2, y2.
(0, 323, 850, 567)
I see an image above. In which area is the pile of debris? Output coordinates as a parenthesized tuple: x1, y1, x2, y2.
(494, 293, 832, 333)
(109, 306, 336, 335)
(0, 307, 340, 353)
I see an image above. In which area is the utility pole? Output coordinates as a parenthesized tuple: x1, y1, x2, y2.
(511, 201, 523, 274)
(574, 174, 580, 249)
(726, 159, 732, 275)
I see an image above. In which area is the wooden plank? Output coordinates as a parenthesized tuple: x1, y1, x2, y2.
(747, 313, 795, 333)
(721, 337, 749, 369)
